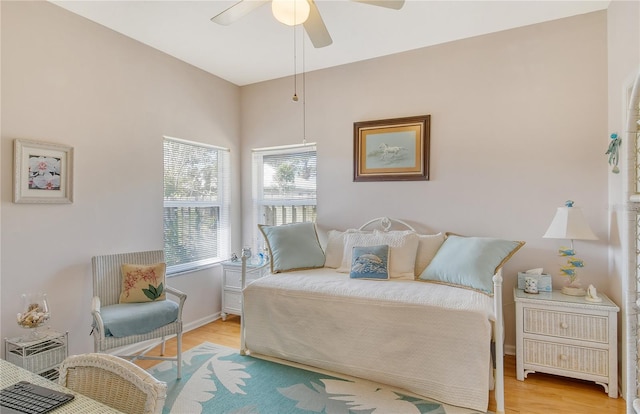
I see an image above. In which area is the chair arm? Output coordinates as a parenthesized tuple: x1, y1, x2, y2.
(165, 286, 187, 320)
(92, 296, 101, 313)
(91, 296, 105, 339)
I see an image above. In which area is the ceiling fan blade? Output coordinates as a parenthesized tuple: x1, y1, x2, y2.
(351, 0, 405, 10)
(211, 0, 270, 25)
(304, 0, 333, 48)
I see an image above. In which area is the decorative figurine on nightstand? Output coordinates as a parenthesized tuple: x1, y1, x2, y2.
(605, 133, 621, 174)
(585, 284, 603, 303)
(230, 253, 238, 262)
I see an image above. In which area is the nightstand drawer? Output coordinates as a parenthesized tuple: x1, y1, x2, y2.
(224, 269, 264, 289)
(523, 307, 608, 343)
(523, 339, 608, 376)
(224, 291, 242, 312)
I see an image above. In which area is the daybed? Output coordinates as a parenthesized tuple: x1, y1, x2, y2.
(240, 218, 523, 414)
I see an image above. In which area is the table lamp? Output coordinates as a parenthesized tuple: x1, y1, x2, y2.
(543, 200, 598, 296)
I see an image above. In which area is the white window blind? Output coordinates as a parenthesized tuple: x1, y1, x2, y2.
(252, 144, 317, 246)
(163, 136, 230, 274)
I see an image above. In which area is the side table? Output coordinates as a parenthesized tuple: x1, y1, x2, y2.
(514, 288, 619, 397)
(4, 329, 68, 381)
(221, 260, 269, 320)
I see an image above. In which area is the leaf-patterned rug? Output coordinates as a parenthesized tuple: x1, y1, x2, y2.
(148, 342, 491, 414)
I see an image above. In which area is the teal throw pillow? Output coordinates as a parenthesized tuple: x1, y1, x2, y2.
(419, 235, 524, 295)
(259, 222, 325, 273)
(350, 245, 390, 280)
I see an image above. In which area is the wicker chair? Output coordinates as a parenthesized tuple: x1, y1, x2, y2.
(59, 353, 167, 414)
(91, 250, 187, 378)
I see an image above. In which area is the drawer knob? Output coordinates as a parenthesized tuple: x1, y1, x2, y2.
(560, 322, 568, 329)
(560, 354, 568, 361)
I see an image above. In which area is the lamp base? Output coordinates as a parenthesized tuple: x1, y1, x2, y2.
(561, 286, 586, 296)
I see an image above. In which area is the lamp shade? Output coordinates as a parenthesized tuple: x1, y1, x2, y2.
(543, 200, 598, 241)
(272, 0, 310, 26)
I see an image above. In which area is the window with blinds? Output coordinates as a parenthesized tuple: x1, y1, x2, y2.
(163, 137, 230, 274)
(252, 144, 317, 246)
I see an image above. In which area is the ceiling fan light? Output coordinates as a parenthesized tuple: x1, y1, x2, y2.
(272, 0, 310, 26)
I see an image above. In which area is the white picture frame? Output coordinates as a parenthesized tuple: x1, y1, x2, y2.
(14, 139, 74, 204)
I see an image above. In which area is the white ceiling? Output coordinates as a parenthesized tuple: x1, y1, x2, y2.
(50, 0, 609, 86)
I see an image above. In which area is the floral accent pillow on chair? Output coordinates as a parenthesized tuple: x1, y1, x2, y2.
(119, 263, 166, 303)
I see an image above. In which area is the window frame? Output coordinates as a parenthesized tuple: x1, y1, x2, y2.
(252, 143, 317, 250)
(163, 136, 231, 276)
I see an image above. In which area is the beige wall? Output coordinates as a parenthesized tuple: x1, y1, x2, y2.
(241, 11, 609, 353)
(1, 0, 616, 376)
(1, 1, 241, 355)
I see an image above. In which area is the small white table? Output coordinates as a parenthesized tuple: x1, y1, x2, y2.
(5, 329, 68, 381)
(221, 260, 269, 320)
(514, 288, 619, 397)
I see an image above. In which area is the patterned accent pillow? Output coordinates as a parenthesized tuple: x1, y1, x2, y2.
(350, 245, 390, 280)
(119, 263, 167, 303)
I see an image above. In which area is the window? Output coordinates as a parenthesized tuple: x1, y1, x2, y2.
(163, 137, 230, 274)
(252, 144, 317, 246)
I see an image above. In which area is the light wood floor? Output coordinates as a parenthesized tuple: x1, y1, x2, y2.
(135, 316, 627, 414)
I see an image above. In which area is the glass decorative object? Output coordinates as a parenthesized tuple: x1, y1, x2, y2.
(16, 293, 50, 340)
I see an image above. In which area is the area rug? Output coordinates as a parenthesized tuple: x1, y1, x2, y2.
(148, 342, 491, 414)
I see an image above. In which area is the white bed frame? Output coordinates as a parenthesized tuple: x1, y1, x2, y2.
(239, 217, 505, 413)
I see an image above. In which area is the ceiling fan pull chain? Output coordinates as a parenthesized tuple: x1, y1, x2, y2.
(302, 31, 306, 145)
(292, 22, 298, 102)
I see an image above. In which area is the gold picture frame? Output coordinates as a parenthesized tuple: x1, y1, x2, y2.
(14, 139, 74, 204)
(353, 115, 430, 182)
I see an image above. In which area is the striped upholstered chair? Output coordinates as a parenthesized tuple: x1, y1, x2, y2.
(91, 250, 186, 378)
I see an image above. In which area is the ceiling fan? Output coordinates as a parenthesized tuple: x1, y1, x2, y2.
(211, 0, 405, 48)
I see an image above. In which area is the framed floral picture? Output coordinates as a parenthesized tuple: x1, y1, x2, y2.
(14, 139, 74, 204)
(353, 115, 430, 182)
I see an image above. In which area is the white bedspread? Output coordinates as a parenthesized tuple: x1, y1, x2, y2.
(243, 268, 496, 412)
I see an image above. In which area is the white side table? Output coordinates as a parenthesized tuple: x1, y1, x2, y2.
(4, 329, 68, 381)
(221, 260, 269, 321)
(514, 288, 619, 397)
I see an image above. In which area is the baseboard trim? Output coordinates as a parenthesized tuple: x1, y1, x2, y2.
(184, 313, 219, 333)
(504, 344, 516, 356)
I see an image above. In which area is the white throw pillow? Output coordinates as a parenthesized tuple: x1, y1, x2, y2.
(324, 229, 363, 268)
(414, 232, 446, 277)
(324, 230, 347, 268)
(337, 230, 419, 279)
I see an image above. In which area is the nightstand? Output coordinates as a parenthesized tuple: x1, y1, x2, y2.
(221, 260, 269, 321)
(514, 288, 619, 397)
(4, 329, 68, 381)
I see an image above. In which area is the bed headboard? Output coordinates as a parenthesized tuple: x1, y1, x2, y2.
(358, 217, 416, 232)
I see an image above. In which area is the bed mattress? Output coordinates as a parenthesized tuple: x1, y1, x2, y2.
(242, 267, 496, 411)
